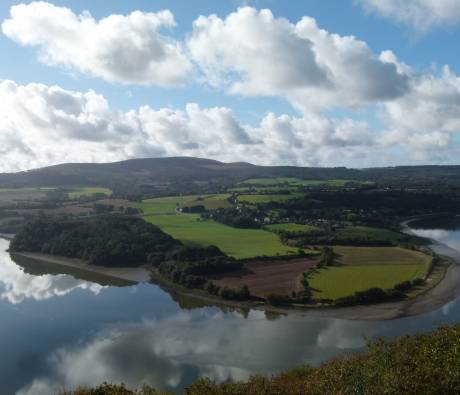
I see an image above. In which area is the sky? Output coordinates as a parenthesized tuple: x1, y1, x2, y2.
(1, 0, 460, 171)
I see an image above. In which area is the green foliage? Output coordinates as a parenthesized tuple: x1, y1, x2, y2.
(335, 287, 406, 306)
(10, 215, 181, 266)
(266, 293, 292, 306)
(288, 225, 407, 247)
(266, 223, 319, 234)
(236, 193, 299, 204)
(209, 207, 261, 228)
(319, 246, 335, 267)
(218, 285, 251, 301)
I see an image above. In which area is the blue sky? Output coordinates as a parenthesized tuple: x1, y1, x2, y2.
(0, 0, 460, 170)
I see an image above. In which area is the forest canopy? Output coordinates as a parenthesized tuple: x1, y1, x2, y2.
(10, 215, 182, 266)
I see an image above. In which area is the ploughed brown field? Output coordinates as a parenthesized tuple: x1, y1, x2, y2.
(208, 258, 318, 297)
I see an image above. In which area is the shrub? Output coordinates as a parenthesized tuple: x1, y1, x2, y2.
(394, 280, 412, 292)
(266, 293, 292, 306)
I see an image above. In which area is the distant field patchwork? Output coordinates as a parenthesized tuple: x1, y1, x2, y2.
(135, 194, 231, 214)
(0, 187, 54, 203)
(237, 193, 300, 204)
(266, 223, 319, 233)
(69, 187, 112, 199)
(239, 178, 366, 187)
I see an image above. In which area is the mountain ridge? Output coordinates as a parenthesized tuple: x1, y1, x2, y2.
(1, 157, 459, 193)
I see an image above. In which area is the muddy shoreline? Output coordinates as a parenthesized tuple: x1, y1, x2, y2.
(11, 251, 151, 284)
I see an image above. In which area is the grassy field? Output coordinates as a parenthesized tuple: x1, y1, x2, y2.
(69, 187, 112, 199)
(143, 213, 297, 259)
(334, 226, 405, 244)
(310, 264, 429, 300)
(181, 194, 232, 210)
(334, 246, 431, 266)
(228, 186, 297, 193)
(135, 194, 231, 215)
(309, 246, 432, 300)
(240, 177, 300, 185)
(237, 193, 300, 204)
(266, 223, 319, 233)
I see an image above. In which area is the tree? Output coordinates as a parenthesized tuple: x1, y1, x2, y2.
(319, 246, 334, 267)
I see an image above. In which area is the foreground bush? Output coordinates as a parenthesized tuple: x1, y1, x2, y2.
(61, 325, 460, 395)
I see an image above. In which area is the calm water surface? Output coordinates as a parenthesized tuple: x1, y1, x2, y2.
(1, 223, 459, 395)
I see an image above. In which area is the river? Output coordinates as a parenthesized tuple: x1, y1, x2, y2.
(0, 222, 459, 395)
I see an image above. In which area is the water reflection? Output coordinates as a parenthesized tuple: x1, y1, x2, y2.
(17, 310, 375, 395)
(0, 241, 104, 304)
(0, 221, 459, 395)
(409, 228, 460, 252)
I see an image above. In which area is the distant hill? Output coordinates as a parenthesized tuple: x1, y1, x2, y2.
(0, 157, 459, 194)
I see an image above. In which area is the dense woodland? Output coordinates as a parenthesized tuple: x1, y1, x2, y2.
(264, 189, 460, 226)
(10, 216, 182, 266)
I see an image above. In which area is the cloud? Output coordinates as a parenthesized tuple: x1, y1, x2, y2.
(380, 66, 460, 157)
(16, 309, 376, 395)
(0, 245, 103, 304)
(0, 79, 459, 172)
(2, 2, 192, 86)
(357, 0, 460, 31)
(187, 7, 409, 112)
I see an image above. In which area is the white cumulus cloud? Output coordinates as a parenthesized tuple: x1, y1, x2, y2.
(1, 2, 192, 86)
(0, 79, 459, 172)
(187, 7, 409, 112)
(357, 0, 460, 31)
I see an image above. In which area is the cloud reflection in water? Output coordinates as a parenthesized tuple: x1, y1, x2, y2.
(16, 310, 376, 395)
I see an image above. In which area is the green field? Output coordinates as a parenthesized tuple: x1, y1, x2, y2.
(135, 194, 231, 215)
(335, 226, 405, 244)
(143, 213, 297, 259)
(240, 177, 300, 186)
(181, 194, 232, 210)
(69, 187, 112, 199)
(237, 193, 300, 204)
(229, 186, 298, 193)
(310, 264, 429, 300)
(334, 246, 431, 266)
(266, 223, 319, 233)
(309, 246, 431, 300)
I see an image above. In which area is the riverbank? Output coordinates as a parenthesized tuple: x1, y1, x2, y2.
(7, 219, 460, 321)
(149, 254, 456, 321)
(11, 251, 151, 284)
(13, 245, 457, 321)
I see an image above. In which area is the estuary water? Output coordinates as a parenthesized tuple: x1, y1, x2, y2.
(0, 223, 459, 395)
